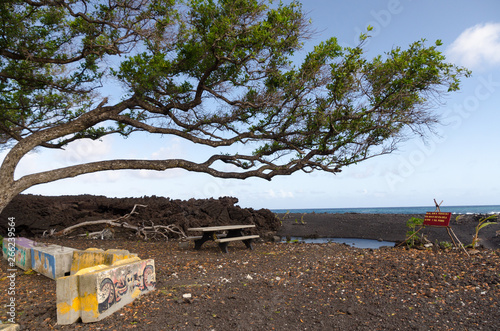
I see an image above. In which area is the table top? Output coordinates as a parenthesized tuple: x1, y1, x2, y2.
(187, 224, 256, 232)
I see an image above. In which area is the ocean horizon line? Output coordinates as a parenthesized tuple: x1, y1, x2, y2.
(271, 204, 500, 215)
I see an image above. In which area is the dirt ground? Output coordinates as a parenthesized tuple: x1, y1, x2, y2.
(0, 195, 499, 330)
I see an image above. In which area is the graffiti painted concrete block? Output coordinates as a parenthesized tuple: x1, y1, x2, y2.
(31, 244, 78, 280)
(81, 258, 156, 323)
(2, 237, 36, 270)
(70, 248, 138, 275)
(2, 236, 10, 259)
(57, 258, 156, 325)
(56, 264, 110, 325)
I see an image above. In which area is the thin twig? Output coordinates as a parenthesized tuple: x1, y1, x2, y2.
(52, 204, 186, 239)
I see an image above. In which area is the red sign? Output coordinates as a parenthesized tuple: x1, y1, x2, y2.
(423, 212, 451, 227)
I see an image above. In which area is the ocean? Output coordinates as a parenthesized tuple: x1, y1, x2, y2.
(271, 205, 500, 215)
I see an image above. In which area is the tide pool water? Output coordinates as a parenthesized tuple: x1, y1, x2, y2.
(282, 237, 395, 249)
(272, 205, 500, 215)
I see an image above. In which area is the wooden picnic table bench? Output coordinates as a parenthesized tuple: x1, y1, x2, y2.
(187, 225, 259, 253)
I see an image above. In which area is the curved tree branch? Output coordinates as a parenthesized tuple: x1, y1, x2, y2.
(0, 0, 470, 215)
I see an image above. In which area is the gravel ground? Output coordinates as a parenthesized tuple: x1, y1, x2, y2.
(1, 237, 499, 330)
(1, 198, 499, 330)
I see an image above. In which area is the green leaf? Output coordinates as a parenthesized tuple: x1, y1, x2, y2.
(477, 221, 497, 231)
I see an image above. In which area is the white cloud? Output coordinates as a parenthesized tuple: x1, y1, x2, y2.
(134, 168, 182, 179)
(11, 137, 113, 178)
(447, 22, 500, 69)
(60, 136, 114, 165)
(150, 142, 182, 159)
(130, 138, 186, 179)
(267, 189, 294, 199)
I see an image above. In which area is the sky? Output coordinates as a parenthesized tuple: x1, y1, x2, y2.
(3, 0, 500, 210)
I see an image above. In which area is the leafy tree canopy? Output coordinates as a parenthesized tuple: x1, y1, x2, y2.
(0, 0, 470, 211)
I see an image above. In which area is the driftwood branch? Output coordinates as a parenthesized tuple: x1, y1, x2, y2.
(50, 204, 186, 240)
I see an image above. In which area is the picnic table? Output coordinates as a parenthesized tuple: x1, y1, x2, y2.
(187, 225, 259, 253)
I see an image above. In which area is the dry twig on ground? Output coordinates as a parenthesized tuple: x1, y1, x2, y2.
(45, 204, 186, 240)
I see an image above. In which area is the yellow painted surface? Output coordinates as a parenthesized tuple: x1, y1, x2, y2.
(111, 257, 141, 266)
(74, 264, 108, 276)
(57, 302, 72, 315)
(71, 249, 137, 273)
(57, 253, 154, 324)
(131, 287, 142, 299)
(80, 292, 99, 317)
(57, 296, 81, 315)
(71, 250, 111, 273)
(108, 251, 138, 265)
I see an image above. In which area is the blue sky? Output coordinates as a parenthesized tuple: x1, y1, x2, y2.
(4, 0, 500, 209)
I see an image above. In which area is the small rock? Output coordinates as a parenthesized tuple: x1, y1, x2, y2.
(178, 241, 190, 249)
(181, 294, 193, 304)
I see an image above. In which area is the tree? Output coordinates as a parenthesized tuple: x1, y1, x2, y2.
(0, 0, 470, 214)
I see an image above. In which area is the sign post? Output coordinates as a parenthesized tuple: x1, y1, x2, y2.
(402, 200, 469, 255)
(423, 212, 451, 227)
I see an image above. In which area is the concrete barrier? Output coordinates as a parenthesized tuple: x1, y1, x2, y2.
(31, 244, 78, 280)
(70, 248, 138, 275)
(2, 237, 36, 270)
(0, 323, 21, 331)
(57, 258, 156, 324)
(2, 237, 11, 259)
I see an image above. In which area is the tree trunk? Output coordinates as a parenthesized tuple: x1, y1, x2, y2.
(0, 183, 21, 216)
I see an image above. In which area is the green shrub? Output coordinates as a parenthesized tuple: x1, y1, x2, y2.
(439, 241, 453, 250)
(470, 215, 498, 249)
(405, 217, 424, 248)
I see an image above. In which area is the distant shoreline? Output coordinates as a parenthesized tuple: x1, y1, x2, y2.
(275, 212, 500, 249)
(271, 205, 500, 215)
